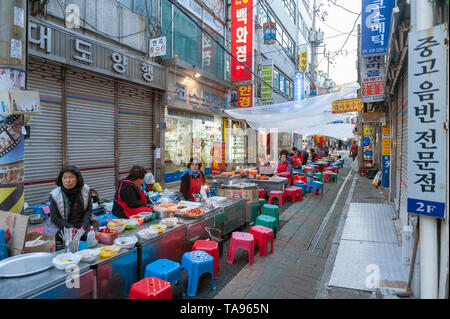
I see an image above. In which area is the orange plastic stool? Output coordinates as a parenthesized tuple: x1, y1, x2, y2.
(227, 232, 255, 265)
(129, 277, 172, 299)
(192, 240, 219, 279)
(268, 190, 284, 206)
(249, 225, 274, 257)
(283, 188, 298, 203)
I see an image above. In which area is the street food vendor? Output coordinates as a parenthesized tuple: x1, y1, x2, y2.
(275, 150, 293, 184)
(309, 148, 320, 162)
(290, 149, 302, 168)
(112, 165, 152, 219)
(180, 158, 207, 201)
(43, 166, 92, 240)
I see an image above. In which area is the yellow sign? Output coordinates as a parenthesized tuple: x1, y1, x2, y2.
(298, 51, 307, 72)
(363, 124, 375, 145)
(382, 123, 390, 155)
(332, 98, 363, 114)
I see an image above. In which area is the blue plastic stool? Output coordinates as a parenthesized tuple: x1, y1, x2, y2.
(181, 251, 216, 297)
(293, 168, 303, 175)
(294, 182, 307, 195)
(0, 228, 8, 261)
(144, 259, 184, 297)
(311, 181, 324, 195)
(306, 177, 313, 192)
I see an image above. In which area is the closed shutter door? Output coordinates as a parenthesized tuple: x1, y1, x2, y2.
(395, 78, 402, 210)
(24, 59, 63, 206)
(66, 70, 115, 200)
(390, 97, 397, 206)
(117, 83, 153, 180)
(400, 67, 409, 226)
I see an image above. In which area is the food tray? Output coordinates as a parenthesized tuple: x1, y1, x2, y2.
(0, 252, 54, 278)
(174, 208, 207, 219)
(175, 201, 202, 213)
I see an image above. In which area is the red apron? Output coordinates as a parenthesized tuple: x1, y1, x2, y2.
(291, 155, 300, 167)
(277, 163, 293, 184)
(187, 173, 204, 201)
(115, 180, 151, 218)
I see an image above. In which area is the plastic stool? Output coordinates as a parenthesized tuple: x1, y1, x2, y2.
(192, 240, 220, 279)
(250, 202, 261, 224)
(249, 225, 274, 257)
(294, 182, 307, 196)
(313, 173, 323, 182)
(311, 181, 324, 195)
(129, 277, 172, 299)
(292, 168, 303, 175)
(284, 188, 298, 204)
(258, 188, 266, 199)
(290, 186, 303, 201)
(261, 204, 279, 227)
(330, 172, 338, 183)
(227, 232, 255, 265)
(144, 259, 184, 297)
(268, 190, 284, 206)
(181, 250, 216, 297)
(255, 215, 277, 238)
(322, 171, 331, 183)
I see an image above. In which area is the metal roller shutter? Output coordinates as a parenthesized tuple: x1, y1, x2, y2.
(117, 83, 153, 180)
(24, 59, 63, 206)
(390, 97, 397, 206)
(66, 70, 115, 200)
(395, 77, 402, 211)
(400, 67, 409, 227)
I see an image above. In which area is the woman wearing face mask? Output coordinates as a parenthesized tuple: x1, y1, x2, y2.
(43, 166, 92, 240)
(112, 165, 152, 219)
(275, 150, 293, 184)
(180, 158, 207, 201)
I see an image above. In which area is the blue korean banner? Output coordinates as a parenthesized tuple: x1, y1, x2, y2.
(382, 155, 390, 188)
(361, 0, 395, 56)
(294, 72, 304, 101)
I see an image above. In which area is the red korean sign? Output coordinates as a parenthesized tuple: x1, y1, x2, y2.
(231, 0, 253, 82)
(211, 141, 224, 175)
(237, 84, 253, 108)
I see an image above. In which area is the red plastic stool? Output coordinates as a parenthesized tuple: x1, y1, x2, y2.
(249, 225, 274, 257)
(268, 190, 284, 206)
(129, 277, 172, 299)
(290, 186, 303, 202)
(322, 172, 331, 183)
(227, 232, 255, 265)
(258, 188, 266, 199)
(283, 188, 298, 203)
(192, 240, 219, 279)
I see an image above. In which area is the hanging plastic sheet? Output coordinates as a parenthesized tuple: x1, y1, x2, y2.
(294, 123, 356, 140)
(224, 84, 360, 135)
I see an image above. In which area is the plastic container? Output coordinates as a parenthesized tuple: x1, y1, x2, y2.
(130, 215, 144, 226)
(107, 219, 127, 233)
(114, 236, 138, 249)
(160, 217, 178, 228)
(138, 228, 158, 240)
(95, 228, 119, 245)
(99, 246, 120, 258)
(52, 253, 81, 270)
(31, 204, 50, 220)
(75, 248, 100, 263)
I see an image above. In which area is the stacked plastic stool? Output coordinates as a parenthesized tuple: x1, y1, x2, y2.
(294, 182, 307, 196)
(258, 188, 266, 199)
(268, 190, 284, 206)
(290, 186, 303, 201)
(283, 188, 298, 204)
(192, 240, 220, 279)
(330, 172, 338, 183)
(227, 232, 255, 265)
(144, 259, 184, 297)
(129, 277, 172, 299)
(181, 250, 216, 297)
(311, 181, 324, 195)
(261, 204, 279, 226)
(258, 198, 266, 213)
(250, 202, 261, 224)
(255, 215, 277, 238)
(313, 172, 323, 182)
(322, 171, 331, 183)
(249, 225, 274, 257)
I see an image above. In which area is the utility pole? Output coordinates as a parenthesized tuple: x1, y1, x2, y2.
(311, 0, 317, 86)
(0, 0, 28, 214)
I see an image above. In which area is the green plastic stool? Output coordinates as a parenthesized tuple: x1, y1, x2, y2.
(255, 215, 277, 238)
(250, 202, 261, 224)
(261, 204, 279, 227)
(258, 198, 266, 207)
(313, 172, 323, 182)
(330, 173, 338, 182)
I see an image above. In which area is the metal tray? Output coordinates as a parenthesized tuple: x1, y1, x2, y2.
(0, 252, 54, 278)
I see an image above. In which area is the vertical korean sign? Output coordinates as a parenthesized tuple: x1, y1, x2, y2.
(231, 0, 253, 82)
(381, 123, 390, 188)
(361, 55, 385, 102)
(211, 141, 224, 175)
(361, 0, 394, 56)
(294, 72, 305, 101)
(407, 24, 447, 219)
(261, 60, 273, 100)
(298, 51, 307, 72)
(237, 85, 253, 108)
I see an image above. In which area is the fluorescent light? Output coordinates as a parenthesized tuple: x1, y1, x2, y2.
(195, 73, 201, 78)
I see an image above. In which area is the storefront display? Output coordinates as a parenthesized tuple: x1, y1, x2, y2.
(226, 120, 246, 169)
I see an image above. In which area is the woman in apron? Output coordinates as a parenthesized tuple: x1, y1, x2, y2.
(180, 158, 206, 201)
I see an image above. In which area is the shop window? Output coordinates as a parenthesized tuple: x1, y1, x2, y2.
(161, 0, 172, 59)
(174, 7, 202, 68)
(203, 25, 224, 79)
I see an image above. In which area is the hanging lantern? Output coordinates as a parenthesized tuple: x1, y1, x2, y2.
(263, 22, 276, 44)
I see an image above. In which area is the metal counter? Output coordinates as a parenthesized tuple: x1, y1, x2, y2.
(242, 178, 288, 194)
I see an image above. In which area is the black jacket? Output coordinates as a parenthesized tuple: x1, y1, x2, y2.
(112, 180, 149, 219)
(180, 171, 206, 201)
(49, 192, 92, 230)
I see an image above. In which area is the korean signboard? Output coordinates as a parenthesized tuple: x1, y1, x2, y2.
(382, 123, 390, 188)
(294, 72, 304, 101)
(361, 0, 394, 56)
(331, 98, 363, 114)
(149, 36, 166, 57)
(211, 141, 224, 175)
(361, 55, 385, 102)
(361, 111, 385, 123)
(231, 0, 253, 82)
(363, 124, 375, 145)
(407, 24, 447, 219)
(298, 51, 307, 72)
(237, 84, 253, 108)
(261, 60, 273, 100)
(263, 22, 276, 45)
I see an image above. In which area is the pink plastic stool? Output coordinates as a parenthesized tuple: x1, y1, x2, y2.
(268, 190, 284, 206)
(322, 172, 331, 183)
(258, 188, 266, 199)
(227, 232, 255, 265)
(290, 186, 303, 202)
(283, 188, 297, 203)
(249, 225, 274, 257)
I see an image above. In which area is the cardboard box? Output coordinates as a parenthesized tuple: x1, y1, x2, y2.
(0, 210, 29, 257)
(217, 187, 258, 204)
(23, 232, 56, 254)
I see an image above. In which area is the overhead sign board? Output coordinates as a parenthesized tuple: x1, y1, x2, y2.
(332, 98, 363, 114)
